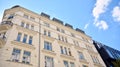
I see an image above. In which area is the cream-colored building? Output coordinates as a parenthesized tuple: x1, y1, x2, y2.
(0, 5, 106, 67)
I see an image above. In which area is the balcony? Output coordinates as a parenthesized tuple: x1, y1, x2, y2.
(0, 21, 13, 31)
(0, 34, 6, 48)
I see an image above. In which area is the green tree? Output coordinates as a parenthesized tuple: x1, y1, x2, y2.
(112, 59, 120, 67)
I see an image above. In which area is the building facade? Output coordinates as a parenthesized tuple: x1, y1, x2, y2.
(0, 5, 106, 67)
(93, 40, 120, 67)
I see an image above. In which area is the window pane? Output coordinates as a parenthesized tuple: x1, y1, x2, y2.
(28, 36, 33, 45)
(22, 34, 27, 43)
(26, 24, 29, 29)
(44, 41, 52, 51)
(68, 48, 72, 56)
(64, 61, 69, 67)
(70, 62, 75, 67)
(44, 30, 46, 35)
(61, 29, 65, 33)
(16, 33, 22, 41)
(30, 17, 35, 21)
(78, 52, 85, 60)
(45, 56, 54, 67)
(44, 22, 50, 27)
(31, 25, 34, 30)
(64, 47, 68, 55)
(11, 48, 21, 62)
(21, 22, 24, 27)
(60, 46, 64, 54)
(8, 15, 14, 19)
(48, 31, 51, 37)
(24, 14, 28, 18)
(22, 51, 31, 64)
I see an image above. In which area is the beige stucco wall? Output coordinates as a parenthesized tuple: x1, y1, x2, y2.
(0, 6, 106, 67)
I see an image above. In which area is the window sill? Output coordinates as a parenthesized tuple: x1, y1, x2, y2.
(6, 60, 33, 66)
(94, 63, 103, 67)
(79, 59, 89, 64)
(42, 49, 56, 56)
(42, 35, 55, 42)
(58, 40, 72, 47)
(16, 25, 38, 35)
(11, 40, 35, 50)
(87, 50, 98, 55)
(60, 54, 75, 60)
(74, 46, 85, 51)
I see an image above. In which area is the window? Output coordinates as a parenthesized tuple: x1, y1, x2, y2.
(60, 46, 71, 56)
(71, 33, 75, 37)
(64, 61, 69, 67)
(78, 52, 85, 60)
(21, 22, 25, 27)
(22, 51, 31, 64)
(68, 48, 72, 56)
(58, 35, 61, 40)
(8, 15, 14, 19)
(86, 45, 93, 51)
(31, 25, 34, 30)
(73, 40, 79, 46)
(44, 30, 47, 35)
(64, 47, 68, 55)
(44, 41, 52, 51)
(28, 36, 33, 45)
(11, 48, 21, 62)
(45, 56, 54, 67)
(22, 34, 27, 43)
(82, 65, 88, 67)
(44, 22, 50, 27)
(48, 31, 51, 37)
(65, 38, 68, 43)
(60, 46, 64, 54)
(44, 30, 51, 37)
(70, 62, 75, 67)
(30, 17, 35, 21)
(62, 36, 64, 41)
(57, 28, 60, 31)
(26, 24, 29, 29)
(91, 55, 100, 63)
(16, 33, 22, 41)
(61, 29, 65, 33)
(24, 14, 28, 19)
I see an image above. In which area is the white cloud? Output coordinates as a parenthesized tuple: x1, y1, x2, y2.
(95, 20, 109, 30)
(84, 23, 89, 29)
(112, 6, 120, 22)
(93, 0, 111, 20)
(92, 0, 111, 30)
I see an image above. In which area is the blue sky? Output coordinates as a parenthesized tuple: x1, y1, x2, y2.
(0, 0, 120, 50)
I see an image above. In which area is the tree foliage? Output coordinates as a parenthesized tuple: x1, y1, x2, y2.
(112, 59, 120, 67)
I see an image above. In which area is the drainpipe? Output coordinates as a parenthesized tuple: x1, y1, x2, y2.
(38, 18, 41, 67)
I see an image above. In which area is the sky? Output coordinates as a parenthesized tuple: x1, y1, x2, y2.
(0, 0, 120, 50)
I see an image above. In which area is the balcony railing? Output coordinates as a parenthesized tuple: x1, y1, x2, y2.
(0, 21, 13, 31)
(1, 21, 13, 26)
(0, 34, 6, 40)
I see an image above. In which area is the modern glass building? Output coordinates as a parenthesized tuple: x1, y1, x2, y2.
(93, 40, 120, 67)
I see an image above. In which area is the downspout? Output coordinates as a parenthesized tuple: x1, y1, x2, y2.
(38, 18, 41, 67)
